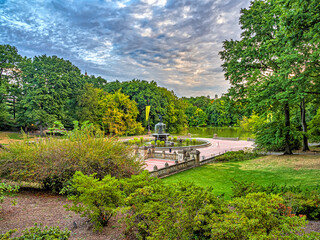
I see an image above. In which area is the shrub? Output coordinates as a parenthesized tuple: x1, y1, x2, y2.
(231, 180, 320, 220)
(46, 121, 67, 136)
(160, 141, 165, 147)
(0, 183, 19, 210)
(209, 192, 307, 239)
(215, 150, 261, 162)
(140, 137, 143, 143)
(65, 171, 123, 231)
(0, 224, 70, 239)
(156, 140, 161, 146)
(150, 141, 155, 146)
(173, 136, 177, 142)
(168, 136, 172, 141)
(185, 138, 190, 145)
(0, 122, 144, 193)
(192, 139, 197, 145)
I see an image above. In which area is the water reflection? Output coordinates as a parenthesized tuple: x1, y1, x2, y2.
(179, 127, 254, 140)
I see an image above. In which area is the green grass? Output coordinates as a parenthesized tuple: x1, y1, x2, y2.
(162, 155, 320, 199)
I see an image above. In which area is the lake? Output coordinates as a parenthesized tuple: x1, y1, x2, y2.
(178, 127, 254, 140)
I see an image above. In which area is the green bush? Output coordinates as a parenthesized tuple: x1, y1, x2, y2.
(215, 150, 260, 162)
(160, 141, 165, 147)
(192, 139, 197, 145)
(62, 171, 317, 239)
(0, 183, 19, 210)
(65, 171, 123, 231)
(210, 192, 307, 239)
(168, 136, 172, 141)
(150, 141, 155, 146)
(0, 223, 70, 239)
(185, 138, 190, 145)
(156, 140, 161, 146)
(231, 180, 320, 220)
(140, 137, 143, 143)
(173, 136, 177, 142)
(0, 122, 144, 193)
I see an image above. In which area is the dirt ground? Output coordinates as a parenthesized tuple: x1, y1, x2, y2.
(1, 189, 319, 239)
(0, 189, 126, 240)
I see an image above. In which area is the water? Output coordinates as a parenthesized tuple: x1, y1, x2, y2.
(178, 127, 254, 140)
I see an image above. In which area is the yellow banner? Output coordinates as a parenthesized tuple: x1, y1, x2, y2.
(146, 106, 150, 122)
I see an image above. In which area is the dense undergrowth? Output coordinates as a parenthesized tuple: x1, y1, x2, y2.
(0, 122, 144, 192)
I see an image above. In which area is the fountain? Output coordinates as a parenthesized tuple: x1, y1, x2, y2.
(152, 115, 170, 142)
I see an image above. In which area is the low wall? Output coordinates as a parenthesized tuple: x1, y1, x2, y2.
(149, 154, 222, 178)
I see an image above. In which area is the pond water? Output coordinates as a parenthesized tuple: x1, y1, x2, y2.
(178, 127, 254, 140)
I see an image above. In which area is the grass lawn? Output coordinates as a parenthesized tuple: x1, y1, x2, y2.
(162, 154, 320, 199)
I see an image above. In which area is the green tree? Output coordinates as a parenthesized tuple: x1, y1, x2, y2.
(76, 84, 103, 126)
(19, 55, 82, 134)
(0, 45, 22, 128)
(219, 0, 320, 154)
(100, 90, 144, 136)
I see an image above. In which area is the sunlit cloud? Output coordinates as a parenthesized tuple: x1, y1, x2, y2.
(0, 0, 251, 97)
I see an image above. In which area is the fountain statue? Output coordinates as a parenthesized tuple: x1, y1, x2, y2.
(152, 115, 170, 142)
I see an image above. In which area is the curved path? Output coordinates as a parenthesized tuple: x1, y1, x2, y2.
(144, 138, 254, 172)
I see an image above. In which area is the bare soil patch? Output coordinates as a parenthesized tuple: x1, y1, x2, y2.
(0, 189, 125, 240)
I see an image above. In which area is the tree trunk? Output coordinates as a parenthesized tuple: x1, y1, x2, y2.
(284, 103, 292, 155)
(300, 98, 310, 151)
(40, 124, 44, 136)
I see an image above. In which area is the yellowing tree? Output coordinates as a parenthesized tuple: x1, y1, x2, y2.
(100, 90, 144, 136)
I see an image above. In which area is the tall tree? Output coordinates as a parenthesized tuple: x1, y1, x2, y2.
(219, 0, 320, 154)
(0, 45, 22, 128)
(99, 90, 144, 136)
(19, 55, 82, 134)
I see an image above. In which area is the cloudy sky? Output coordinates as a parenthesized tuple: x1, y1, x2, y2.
(0, 0, 251, 97)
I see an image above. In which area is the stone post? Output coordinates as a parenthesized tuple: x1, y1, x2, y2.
(178, 150, 185, 162)
(143, 146, 148, 160)
(162, 150, 166, 159)
(173, 151, 177, 160)
(213, 134, 217, 138)
(190, 150, 200, 166)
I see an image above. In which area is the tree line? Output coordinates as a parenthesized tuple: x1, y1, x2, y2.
(0, 44, 243, 135)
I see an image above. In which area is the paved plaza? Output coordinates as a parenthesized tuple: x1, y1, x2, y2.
(144, 138, 254, 172)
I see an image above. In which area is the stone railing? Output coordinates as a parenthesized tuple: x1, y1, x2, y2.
(149, 153, 224, 178)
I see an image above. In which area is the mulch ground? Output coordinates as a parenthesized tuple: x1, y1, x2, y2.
(0, 189, 126, 240)
(1, 189, 319, 239)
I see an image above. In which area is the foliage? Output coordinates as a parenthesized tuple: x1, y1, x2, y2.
(150, 141, 155, 146)
(240, 112, 266, 132)
(231, 180, 320, 220)
(211, 192, 307, 239)
(0, 123, 144, 192)
(75, 84, 103, 127)
(18, 55, 83, 134)
(0, 183, 19, 210)
(0, 223, 70, 239)
(122, 181, 225, 240)
(105, 80, 187, 133)
(46, 121, 67, 136)
(156, 140, 160, 146)
(65, 171, 123, 230)
(185, 138, 190, 145)
(214, 150, 261, 162)
(309, 108, 320, 142)
(100, 90, 144, 136)
(255, 121, 302, 151)
(191, 139, 196, 145)
(173, 136, 177, 141)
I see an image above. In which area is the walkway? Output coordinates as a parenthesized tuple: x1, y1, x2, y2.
(144, 138, 254, 171)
